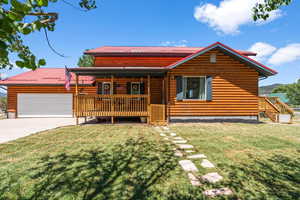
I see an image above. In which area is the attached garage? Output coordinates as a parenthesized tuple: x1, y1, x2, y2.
(17, 93, 73, 118)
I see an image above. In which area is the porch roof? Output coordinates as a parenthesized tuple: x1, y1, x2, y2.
(68, 67, 167, 76)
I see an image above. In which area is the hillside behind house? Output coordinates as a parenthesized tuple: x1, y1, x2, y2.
(259, 84, 283, 95)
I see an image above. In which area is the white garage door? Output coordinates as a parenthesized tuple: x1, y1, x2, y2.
(17, 93, 73, 118)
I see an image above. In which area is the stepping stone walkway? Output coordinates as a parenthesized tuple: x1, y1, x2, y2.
(179, 160, 199, 172)
(177, 144, 194, 149)
(203, 188, 233, 197)
(187, 173, 202, 186)
(185, 150, 195, 153)
(202, 172, 223, 183)
(201, 159, 215, 168)
(187, 154, 207, 159)
(154, 126, 231, 197)
(173, 140, 188, 144)
(174, 151, 183, 157)
(170, 132, 177, 136)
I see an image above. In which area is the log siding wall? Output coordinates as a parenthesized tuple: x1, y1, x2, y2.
(94, 56, 183, 67)
(168, 49, 259, 117)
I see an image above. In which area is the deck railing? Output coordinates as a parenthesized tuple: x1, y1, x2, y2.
(75, 94, 149, 117)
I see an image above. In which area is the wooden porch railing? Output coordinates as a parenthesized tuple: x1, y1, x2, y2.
(75, 94, 149, 117)
(259, 96, 280, 122)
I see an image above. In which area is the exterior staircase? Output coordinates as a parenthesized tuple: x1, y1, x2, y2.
(259, 97, 295, 123)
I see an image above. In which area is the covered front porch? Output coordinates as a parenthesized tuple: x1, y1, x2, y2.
(70, 67, 168, 125)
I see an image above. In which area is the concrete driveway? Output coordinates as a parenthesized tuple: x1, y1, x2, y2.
(0, 118, 79, 144)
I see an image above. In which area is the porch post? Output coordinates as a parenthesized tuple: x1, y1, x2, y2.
(147, 75, 151, 124)
(111, 75, 114, 124)
(75, 74, 79, 125)
(165, 73, 169, 123)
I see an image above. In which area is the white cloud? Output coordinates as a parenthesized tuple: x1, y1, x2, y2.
(268, 43, 300, 65)
(194, 0, 282, 34)
(160, 40, 188, 47)
(248, 42, 277, 61)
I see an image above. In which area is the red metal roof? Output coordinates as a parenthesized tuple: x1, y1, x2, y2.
(85, 46, 257, 56)
(0, 68, 94, 85)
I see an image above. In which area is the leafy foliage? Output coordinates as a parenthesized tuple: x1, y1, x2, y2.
(77, 54, 94, 67)
(0, 0, 97, 70)
(0, 97, 6, 112)
(272, 79, 300, 105)
(253, 0, 292, 21)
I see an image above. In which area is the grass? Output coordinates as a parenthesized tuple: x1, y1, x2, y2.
(0, 122, 299, 199)
(171, 122, 300, 199)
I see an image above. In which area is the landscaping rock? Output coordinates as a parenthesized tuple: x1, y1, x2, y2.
(202, 172, 223, 183)
(170, 133, 177, 136)
(185, 150, 195, 153)
(160, 133, 167, 137)
(187, 173, 202, 186)
(172, 140, 187, 144)
(187, 154, 207, 159)
(174, 151, 183, 157)
(177, 144, 194, 149)
(203, 188, 233, 197)
(179, 160, 199, 172)
(201, 159, 215, 168)
(174, 137, 184, 140)
(162, 127, 169, 131)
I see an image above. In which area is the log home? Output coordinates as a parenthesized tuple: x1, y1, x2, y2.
(1, 42, 285, 124)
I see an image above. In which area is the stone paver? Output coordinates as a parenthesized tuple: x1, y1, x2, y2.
(179, 160, 199, 172)
(173, 140, 188, 144)
(185, 150, 195, 153)
(201, 159, 215, 168)
(174, 151, 183, 157)
(173, 137, 184, 140)
(178, 144, 194, 149)
(187, 173, 202, 186)
(170, 132, 177, 136)
(203, 188, 233, 197)
(162, 127, 169, 131)
(187, 154, 207, 159)
(202, 172, 223, 183)
(160, 133, 167, 137)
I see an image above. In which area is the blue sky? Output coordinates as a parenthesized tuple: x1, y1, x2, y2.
(1, 0, 300, 88)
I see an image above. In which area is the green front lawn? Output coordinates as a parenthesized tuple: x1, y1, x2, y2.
(172, 123, 300, 199)
(0, 123, 299, 199)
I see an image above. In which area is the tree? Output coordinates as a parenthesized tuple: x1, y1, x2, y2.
(0, 0, 97, 70)
(272, 85, 288, 93)
(77, 54, 94, 67)
(272, 79, 300, 105)
(253, 0, 292, 21)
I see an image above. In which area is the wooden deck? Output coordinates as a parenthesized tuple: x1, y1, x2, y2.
(75, 94, 149, 117)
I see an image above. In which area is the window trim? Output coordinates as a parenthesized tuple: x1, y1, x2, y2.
(102, 82, 112, 95)
(130, 82, 141, 95)
(182, 76, 207, 100)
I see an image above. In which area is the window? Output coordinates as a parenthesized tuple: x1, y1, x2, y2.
(183, 77, 206, 100)
(131, 82, 140, 95)
(102, 82, 112, 94)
